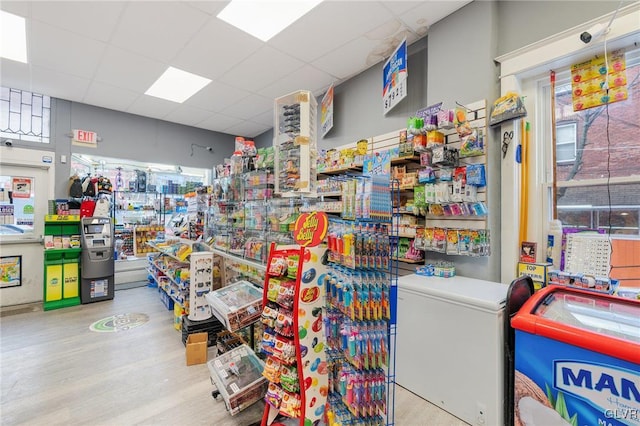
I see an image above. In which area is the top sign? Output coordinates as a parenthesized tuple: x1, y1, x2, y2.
(382, 39, 407, 115)
(72, 129, 98, 148)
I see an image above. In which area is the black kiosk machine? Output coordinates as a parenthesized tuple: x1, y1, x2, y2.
(80, 216, 115, 303)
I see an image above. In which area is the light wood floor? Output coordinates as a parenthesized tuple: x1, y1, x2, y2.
(0, 286, 468, 426)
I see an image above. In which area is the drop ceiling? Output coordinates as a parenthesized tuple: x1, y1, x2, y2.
(0, 1, 471, 138)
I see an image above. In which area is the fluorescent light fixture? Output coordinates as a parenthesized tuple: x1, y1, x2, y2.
(0, 10, 28, 63)
(145, 67, 211, 103)
(217, 0, 323, 42)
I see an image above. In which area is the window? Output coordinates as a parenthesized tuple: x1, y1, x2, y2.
(549, 47, 640, 236)
(545, 47, 640, 287)
(0, 86, 51, 143)
(555, 122, 577, 163)
(0, 175, 36, 234)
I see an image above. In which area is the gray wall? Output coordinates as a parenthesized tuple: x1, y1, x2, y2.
(424, 1, 501, 282)
(52, 100, 236, 198)
(253, 37, 429, 149)
(497, 1, 635, 56)
(8, 0, 624, 280)
(319, 37, 428, 148)
(254, 0, 627, 283)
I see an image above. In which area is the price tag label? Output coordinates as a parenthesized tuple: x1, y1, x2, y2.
(219, 369, 228, 378)
(230, 383, 240, 394)
(214, 360, 223, 368)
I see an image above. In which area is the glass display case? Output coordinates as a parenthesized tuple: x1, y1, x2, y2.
(205, 280, 263, 332)
(112, 191, 163, 226)
(206, 170, 298, 265)
(207, 344, 268, 416)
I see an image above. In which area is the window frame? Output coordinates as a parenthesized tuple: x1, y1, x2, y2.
(0, 86, 52, 145)
(495, 4, 640, 283)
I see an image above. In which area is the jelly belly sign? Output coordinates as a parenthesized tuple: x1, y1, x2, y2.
(294, 212, 328, 247)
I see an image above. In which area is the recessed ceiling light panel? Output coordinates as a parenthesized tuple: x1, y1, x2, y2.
(217, 0, 323, 42)
(145, 66, 212, 103)
(0, 11, 28, 63)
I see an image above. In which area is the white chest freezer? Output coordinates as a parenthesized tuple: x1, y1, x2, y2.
(395, 274, 508, 426)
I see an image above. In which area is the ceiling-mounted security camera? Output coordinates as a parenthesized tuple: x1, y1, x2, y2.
(580, 23, 608, 44)
(4, 139, 12, 147)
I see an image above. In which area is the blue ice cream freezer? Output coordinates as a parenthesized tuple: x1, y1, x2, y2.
(512, 286, 640, 426)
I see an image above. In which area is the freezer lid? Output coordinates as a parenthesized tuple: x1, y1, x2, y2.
(533, 288, 640, 342)
(207, 344, 265, 395)
(397, 274, 507, 312)
(205, 280, 263, 314)
(512, 286, 640, 363)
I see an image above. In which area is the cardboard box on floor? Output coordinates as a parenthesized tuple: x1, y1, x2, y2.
(186, 332, 208, 366)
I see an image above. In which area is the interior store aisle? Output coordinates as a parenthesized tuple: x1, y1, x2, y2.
(0, 287, 467, 426)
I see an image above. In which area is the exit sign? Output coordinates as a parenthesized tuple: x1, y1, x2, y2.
(72, 129, 98, 148)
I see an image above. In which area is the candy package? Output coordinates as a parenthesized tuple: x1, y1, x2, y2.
(265, 382, 284, 408)
(268, 255, 288, 276)
(466, 164, 486, 187)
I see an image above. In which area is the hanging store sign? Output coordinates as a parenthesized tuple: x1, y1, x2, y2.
(72, 129, 98, 148)
(294, 212, 328, 247)
(382, 38, 407, 115)
(320, 84, 334, 138)
(571, 49, 628, 111)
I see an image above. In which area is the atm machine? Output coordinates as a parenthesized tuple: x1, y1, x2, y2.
(80, 216, 114, 303)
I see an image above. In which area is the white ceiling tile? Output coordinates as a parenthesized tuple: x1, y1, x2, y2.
(195, 113, 243, 132)
(219, 46, 304, 92)
(399, 1, 471, 32)
(1, 0, 467, 136)
(0, 59, 31, 91)
(259, 65, 336, 100)
(31, 1, 125, 42)
(185, 80, 250, 113)
(0, 1, 30, 17)
(365, 18, 404, 42)
(110, 2, 209, 63)
(165, 105, 214, 127)
(93, 46, 166, 93)
(172, 18, 263, 80)
(29, 20, 107, 79)
(83, 81, 139, 112)
(379, 1, 423, 16)
(268, 1, 391, 63)
(223, 94, 273, 120)
(126, 95, 179, 120)
(251, 110, 276, 127)
(184, 1, 229, 16)
(29, 66, 91, 102)
(223, 120, 270, 138)
(312, 37, 379, 80)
